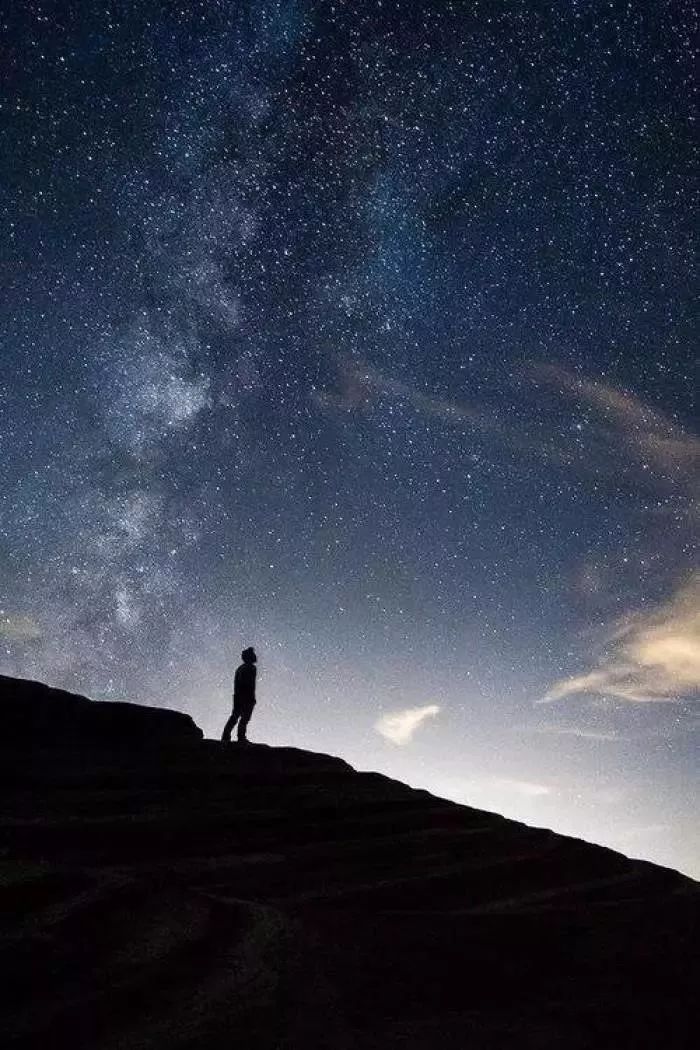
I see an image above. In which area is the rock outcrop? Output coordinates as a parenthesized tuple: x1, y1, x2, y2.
(0, 674, 202, 747)
(0, 676, 696, 1049)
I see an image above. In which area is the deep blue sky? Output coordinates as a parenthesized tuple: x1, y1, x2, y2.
(1, 1, 697, 877)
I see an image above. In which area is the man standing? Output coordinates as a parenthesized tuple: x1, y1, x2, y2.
(221, 646, 257, 744)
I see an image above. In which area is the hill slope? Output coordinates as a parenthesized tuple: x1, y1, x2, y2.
(1, 676, 696, 1048)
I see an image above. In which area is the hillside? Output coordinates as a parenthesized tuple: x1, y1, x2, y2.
(0, 675, 696, 1048)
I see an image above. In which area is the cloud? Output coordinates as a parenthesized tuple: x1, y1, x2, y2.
(544, 574, 700, 703)
(524, 725, 621, 742)
(433, 775, 554, 807)
(0, 614, 42, 641)
(319, 359, 699, 708)
(375, 703, 440, 745)
(492, 777, 552, 798)
(315, 357, 497, 431)
(533, 363, 700, 498)
(318, 358, 700, 495)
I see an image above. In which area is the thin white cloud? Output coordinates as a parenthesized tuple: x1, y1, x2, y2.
(544, 574, 700, 703)
(533, 363, 700, 501)
(492, 777, 552, 798)
(318, 358, 700, 496)
(0, 614, 42, 641)
(375, 703, 441, 745)
(524, 725, 621, 742)
(434, 776, 554, 807)
(315, 357, 500, 432)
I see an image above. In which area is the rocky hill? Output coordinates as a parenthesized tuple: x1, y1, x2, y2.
(0, 675, 696, 1048)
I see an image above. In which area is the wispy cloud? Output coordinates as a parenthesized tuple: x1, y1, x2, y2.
(375, 703, 440, 745)
(544, 574, 700, 703)
(315, 358, 491, 429)
(314, 356, 575, 468)
(533, 363, 700, 500)
(0, 614, 42, 641)
(318, 358, 699, 497)
(492, 777, 552, 798)
(524, 725, 621, 742)
(321, 359, 699, 712)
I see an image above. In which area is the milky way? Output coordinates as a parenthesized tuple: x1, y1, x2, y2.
(2, 1, 698, 876)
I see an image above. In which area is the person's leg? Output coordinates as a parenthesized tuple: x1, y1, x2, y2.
(221, 707, 239, 742)
(236, 702, 254, 742)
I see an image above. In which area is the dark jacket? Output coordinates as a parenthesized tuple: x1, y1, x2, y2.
(233, 663, 256, 706)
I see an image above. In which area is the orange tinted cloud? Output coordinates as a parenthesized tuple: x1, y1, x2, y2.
(545, 575, 700, 702)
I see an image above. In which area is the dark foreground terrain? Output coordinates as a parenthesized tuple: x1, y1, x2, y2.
(1, 676, 696, 1048)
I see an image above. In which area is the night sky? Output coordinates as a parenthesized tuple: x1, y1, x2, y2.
(2, 2, 698, 877)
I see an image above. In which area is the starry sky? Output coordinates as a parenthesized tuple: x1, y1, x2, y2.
(2, 1, 698, 877)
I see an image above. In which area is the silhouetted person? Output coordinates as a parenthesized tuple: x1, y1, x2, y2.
(221, 647, 257, 744)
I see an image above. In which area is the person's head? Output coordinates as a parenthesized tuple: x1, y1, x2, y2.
(241, 646, 257, 664)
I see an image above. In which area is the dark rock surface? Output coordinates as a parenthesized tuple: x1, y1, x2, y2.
(0, 676, 696, 1048)
(0, 675, 202, 747)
